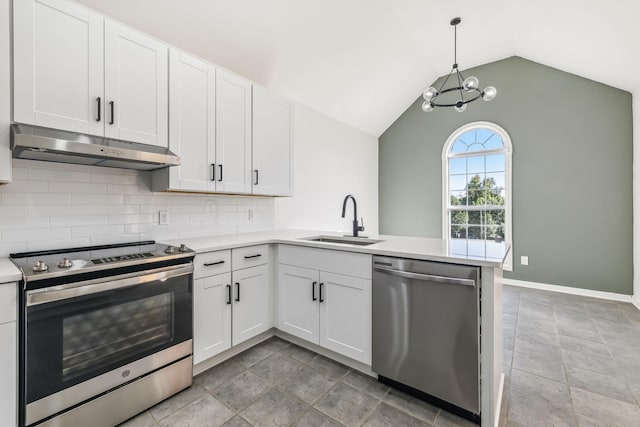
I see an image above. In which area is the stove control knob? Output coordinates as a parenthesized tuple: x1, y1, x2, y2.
(179, 244, 189, 252)
(33, 260, 49, 272)
(58, 258, 73, 268)
(165, 246, 176, 254)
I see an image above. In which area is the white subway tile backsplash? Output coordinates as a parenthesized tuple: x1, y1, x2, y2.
(0, 160, 275, 256)
(28, 168, 91, 182)
(50, 182, 106, 194)
(72, 194, 125, 205)
(108, 214, 155, 225)
(28, 205, 92, 217)
(50, 215, 108, 227)
(71, 225, 126, 238)
(91, 205, 140, 215)
(2, 227, 71, 243)
(2, 193, 72, 205)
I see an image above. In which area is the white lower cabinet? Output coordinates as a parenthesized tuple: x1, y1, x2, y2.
(193, 273, 231, 364)
(232, 264, 271, 345)
(277, 246, 372, 364)
(193, 247, 272, 365)
(0, 282, 17, 427)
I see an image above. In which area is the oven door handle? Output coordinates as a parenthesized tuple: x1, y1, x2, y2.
(26, 264, 193, 306)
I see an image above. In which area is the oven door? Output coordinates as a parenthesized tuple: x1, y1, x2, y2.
(23, 264, 193, 425)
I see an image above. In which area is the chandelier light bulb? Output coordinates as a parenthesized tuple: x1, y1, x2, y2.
(463, 76, 479, 91)
(421, 101, 434, 112)
(454, 101, 467, 113)
(482, 86, 497, 101)
(423, 87, 437, 101)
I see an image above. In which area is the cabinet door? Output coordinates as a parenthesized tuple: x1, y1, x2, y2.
(0, 321, 16, 427)
(232, 264, 270, 345)
(252, 87, 293, 196)
(13, 0, 104, 135)
(1, 0, 10, 182)
(277, 264, 319, 344)
(193, 274, 232, 364)
(104, 20, 168, 147)
(168, 50, 216, 191)
(215, 71, 252, 194)
(319, 272, 371, 364)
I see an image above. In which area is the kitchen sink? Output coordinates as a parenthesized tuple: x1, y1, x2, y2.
(301, 235, 383, 246)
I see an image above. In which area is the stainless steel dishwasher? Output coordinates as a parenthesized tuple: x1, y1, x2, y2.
(372, 256, 481, 422)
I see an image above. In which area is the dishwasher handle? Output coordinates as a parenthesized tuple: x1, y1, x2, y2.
(373, 265, 476, 287)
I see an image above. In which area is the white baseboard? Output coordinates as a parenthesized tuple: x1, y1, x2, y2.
(503, 278, 634, 304)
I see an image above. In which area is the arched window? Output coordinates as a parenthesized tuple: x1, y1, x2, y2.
(443, 122, 513, 269)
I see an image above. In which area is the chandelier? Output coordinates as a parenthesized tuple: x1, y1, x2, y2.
(422, 17, 496, 113)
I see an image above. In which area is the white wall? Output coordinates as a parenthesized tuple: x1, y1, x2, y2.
(0, 160, 275, 256)
(0, 0, 10, 182)
(274, 104, 378, 234)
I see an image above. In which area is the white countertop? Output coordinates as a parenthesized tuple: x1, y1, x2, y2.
(166, 229, 509, 268)
(0, 258, 23, 283)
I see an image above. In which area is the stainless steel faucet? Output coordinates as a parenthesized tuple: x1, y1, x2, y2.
(341, 194, 365, 237)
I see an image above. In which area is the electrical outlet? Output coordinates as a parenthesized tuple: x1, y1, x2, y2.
(248, 209, 254, 222)
(158, 210, 169, 225)
(520, 255, 529, 266)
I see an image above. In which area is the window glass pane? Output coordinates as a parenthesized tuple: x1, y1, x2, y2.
(483, 133, 504, 150)
(467, 156, 484, 174)
(450, 235, 467, 254)
(468, 210, 482, 225)
(451, 140, 468, 153)
(485, 209, 505, 227)
(450, 224, 467, 240)
(450, 191, 466, 206)
(467, 190, 486, 207)
(486, 172, 505, 190)
(449, 174, 467, 191)
(485, 154, 505, 172)
(449, 157, 466, 174)
(450, 210, 468, 226)
(467, 225, 483, 240)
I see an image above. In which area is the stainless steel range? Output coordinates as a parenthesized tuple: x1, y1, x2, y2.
(10, 241, 196, 427)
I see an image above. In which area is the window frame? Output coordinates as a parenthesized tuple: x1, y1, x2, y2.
(442, 121, 513, 270)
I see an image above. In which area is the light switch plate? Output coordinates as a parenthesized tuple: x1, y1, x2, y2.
(520, 256, 529, 266)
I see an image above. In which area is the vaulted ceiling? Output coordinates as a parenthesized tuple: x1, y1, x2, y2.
(75, 0, 640, 137)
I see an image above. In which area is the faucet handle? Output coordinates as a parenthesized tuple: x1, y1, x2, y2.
(358, 217, 365, 232)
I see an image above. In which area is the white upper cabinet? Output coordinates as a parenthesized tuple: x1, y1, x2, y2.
(13, 1, 168, 147)
(13, 0, 104, 135)
(1, 0, 11, 183)
(104, 20, 168, 147)
(215, 70, 252, 194)
(167, 49, 216, 192)
(252, 87, 293, 196)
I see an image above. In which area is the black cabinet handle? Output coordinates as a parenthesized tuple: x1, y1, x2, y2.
(218, 164, 223, 182)
(312, 281, 317, 301)
(243, 254, 262, 259)
(226, 284, 232, 305)
(211, 164, 216, 181)
(254, 169, 259, 186)
(235, 282, 240, 302)
(319, 282, 324, 303)
(96, 97, 101, 122)
(203, 260, 225, 266)
(109, 101, 114, 125)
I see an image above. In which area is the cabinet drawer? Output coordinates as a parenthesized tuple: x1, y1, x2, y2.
(0, 283, 16, 324)
(279, 245, 372, 279)
(232, 245, 270, 270)
(194, 250, 231, 279)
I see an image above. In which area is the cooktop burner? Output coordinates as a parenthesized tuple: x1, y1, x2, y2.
(10, 240, 195, 283)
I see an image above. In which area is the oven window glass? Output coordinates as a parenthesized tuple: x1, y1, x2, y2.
(62, 293, 174, 381)
(25, 272, 192, 404)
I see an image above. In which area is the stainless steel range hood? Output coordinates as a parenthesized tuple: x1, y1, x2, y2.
(11, 124, 181, 171)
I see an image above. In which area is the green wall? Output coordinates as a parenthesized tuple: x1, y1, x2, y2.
(379, 56, 633, 294)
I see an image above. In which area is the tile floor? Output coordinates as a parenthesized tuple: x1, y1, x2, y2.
(120, 285, 640, 427)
